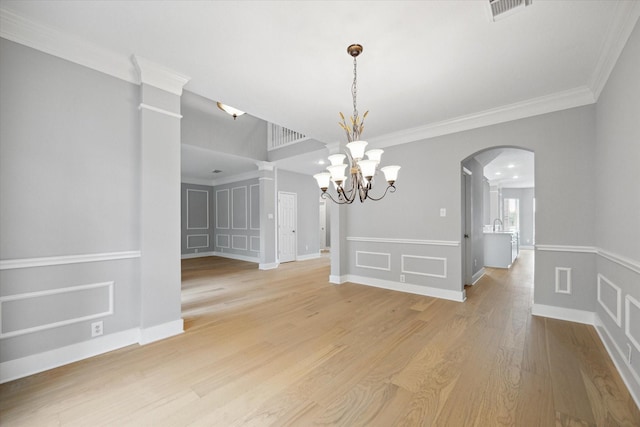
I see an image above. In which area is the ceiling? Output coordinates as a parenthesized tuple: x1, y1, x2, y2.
(481, 148, 535, 188)
(1, 1, 637, 180)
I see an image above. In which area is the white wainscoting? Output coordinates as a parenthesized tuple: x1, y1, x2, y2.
(232, 235, 248, 251)
(401, 255, 447, 279)
(186, 234, 209, 250)
(186, 188, 209, 230)
(597, 273, 622, 327)
(0, 281, 114, 339)
(216, 234, 230, 249)
(347, 237, 460, 246)
(250, 184, 260, 230)
(625, 295, 640, 353)
(0, 251, 141, 270)
(231, 186, 247, 230)
(554, 267, 572, 294)
(215, 189, 230, 229)
(250, 236, 260, 253)
(355, 251, 391, 271)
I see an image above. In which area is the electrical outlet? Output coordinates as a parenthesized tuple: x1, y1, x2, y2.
(627, 343, 632, 364)
(400, 274, 405, 283)
(91, 321, 103, 337)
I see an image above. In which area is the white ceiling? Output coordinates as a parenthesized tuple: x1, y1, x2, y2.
(482, 148, 535, 188)
(2, 1, 638, 179)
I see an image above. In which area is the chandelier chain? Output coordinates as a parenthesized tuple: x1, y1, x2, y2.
(352, 56, 358, 120)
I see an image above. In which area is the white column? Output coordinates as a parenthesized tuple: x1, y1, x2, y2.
(257, 161, 278, 270)
(325, 142, 348, 284)
(133, 56, 190, 344)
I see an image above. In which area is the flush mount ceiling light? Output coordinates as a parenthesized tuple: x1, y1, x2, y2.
(217, 102, 245, 120)
(313, 44, 400, 204)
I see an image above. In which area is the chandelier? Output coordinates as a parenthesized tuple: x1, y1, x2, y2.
(313, 44, 400, 204)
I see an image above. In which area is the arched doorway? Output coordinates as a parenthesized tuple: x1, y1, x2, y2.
(461, 147, 535, 292)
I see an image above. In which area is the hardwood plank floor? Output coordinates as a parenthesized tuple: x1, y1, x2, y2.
(1, 250, 639, 426)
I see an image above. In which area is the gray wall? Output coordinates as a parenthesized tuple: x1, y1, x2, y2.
(594, 20, 640, 397)
(344, 104, 597, 307)
(212, 178, 260, 260)
(0, 39, 141, 361)
(502, 187, 535, 248)
(181, 91, 268, 161)
(181, 183, 215, 255)
(277, 170, 321, 257)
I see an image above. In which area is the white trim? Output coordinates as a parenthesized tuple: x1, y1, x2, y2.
(589, 1, 640, 100)
(181, 176, 214, 187)
(345, 275, 466, 302)
(625, 295, 640, 353)
(597, 274, 622, 327)
(211, 170, 260, 187)
(132, 55, 190, 96)
(231, 186, 248, 230)
(355, 251, 391, 271)
(346, 237, 460, 247)
(139, 319, 183, 345)
(186, 189, 209, 230)
(216, 234, 230, 249)
(0, 251, 141, 270)
(368, 86, 595, 148)
(594, 314, 640, 409)
(296, 253, 321, 262)
(186, 234, 209, 250)
(0, 8, 137, 84)
(259, 262, 279, 270)
(401, 255, 447, 279)
(250, 236, 260, 253)
(231, 235, 248, 251)
(138, 103, 182, 119)
(535, 244, 597, 253)
(531, 304, 595, 325)
(215, 189, 230, 229)
(329, 275, 345, 285)
(0, 327, 140, 384)
(249, 184, 260, 230)
(181, 251, 215, 259)
(0, 282, 114, 339)
(212, 251, 259, 264)
(256, 161, 275, 172)
(554, 267, 572, 295)
(598, 248, 640, 275)
(471, 268, 485, 285)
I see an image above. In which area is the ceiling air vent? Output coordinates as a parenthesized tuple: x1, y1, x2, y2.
(488, 0, 532, 21)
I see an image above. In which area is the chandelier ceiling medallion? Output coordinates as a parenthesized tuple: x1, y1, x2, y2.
(314, 44, 400, 204)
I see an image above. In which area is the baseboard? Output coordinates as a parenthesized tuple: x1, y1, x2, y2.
(0, 328, 139, 384)
(139, 319, 184, 345)
(296, 252, 321, 261)
(345, 275, 466, 302)
(212, 251, 259, 263)
(594, 314, 640, 409)
(471, 268, 485, 285)
(531, 303, 595, 325)
(329, 275, 345, 284)
(181, 251, 215, 259)
(259, 262, 279, 270)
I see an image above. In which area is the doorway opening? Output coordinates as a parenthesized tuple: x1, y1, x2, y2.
(461, 147, 535, 294)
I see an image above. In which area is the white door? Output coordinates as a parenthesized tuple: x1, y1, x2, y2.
(319, 201, 326, 249)
(278, 192, 297, 263)
(462, 171, 473, 285)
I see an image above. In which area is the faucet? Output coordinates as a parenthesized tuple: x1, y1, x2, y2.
(493, 218, 503, 232)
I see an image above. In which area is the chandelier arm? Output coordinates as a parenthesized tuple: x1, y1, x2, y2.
(365, 184, 396, 201)
(321, 191, 352, 205)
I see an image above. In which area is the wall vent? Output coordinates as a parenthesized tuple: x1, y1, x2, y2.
(488, 0, 532, 21)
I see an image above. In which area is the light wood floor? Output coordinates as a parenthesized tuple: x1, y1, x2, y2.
(1, 251, 638, 426)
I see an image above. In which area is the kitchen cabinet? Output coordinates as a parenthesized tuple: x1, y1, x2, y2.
(484, 231, 519, 268)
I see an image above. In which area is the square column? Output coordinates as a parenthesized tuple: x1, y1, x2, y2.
(133, 56, 190, 344)
(257, 162, 278, 270)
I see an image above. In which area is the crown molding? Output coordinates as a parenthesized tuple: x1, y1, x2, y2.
(589, 2, 640, 100)
(210, 169, 260, 187)
(132, 55, 190, 96)
(368, 86, 596, 149)
(0, 8, 136, 84)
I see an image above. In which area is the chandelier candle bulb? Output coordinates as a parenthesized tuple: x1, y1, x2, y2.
(328, 154, 346, 166)
(365, 149, 384, 164)
(358, 160, 378, 179)
(346, 140, 368, 160)
(381, 165, 401, 184)
(313, 172, 331, 191)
